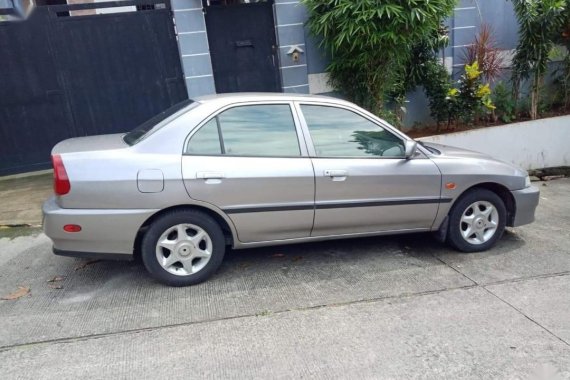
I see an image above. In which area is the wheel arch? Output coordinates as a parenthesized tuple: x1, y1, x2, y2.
(453, 182, 516, 226)
(133, 204, 236, 261)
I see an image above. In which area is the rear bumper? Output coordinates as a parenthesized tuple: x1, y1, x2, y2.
(53, 248, 133, 261)
(43, 196, 158, 257)
(510, 186, 540, 227)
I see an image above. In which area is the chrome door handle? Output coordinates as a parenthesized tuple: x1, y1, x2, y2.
(196, 172, 225, 179)
(324, 169, 348, 177)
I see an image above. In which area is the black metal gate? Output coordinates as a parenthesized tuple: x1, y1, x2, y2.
(204, 0, 280, 93)
(0, 1, 187, 175)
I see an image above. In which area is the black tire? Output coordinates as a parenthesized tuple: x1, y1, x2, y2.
(447, 188, 507, 253)
(141, 209, 226, 286)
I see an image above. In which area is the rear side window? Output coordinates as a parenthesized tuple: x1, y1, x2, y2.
(123, 99, 195, 146)
(185, 104, 300, 157)
(185, 119, 222, 155)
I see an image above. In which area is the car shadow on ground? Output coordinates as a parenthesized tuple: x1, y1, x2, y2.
(43, 230, 526, 290)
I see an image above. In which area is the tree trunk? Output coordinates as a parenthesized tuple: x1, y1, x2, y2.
(530, 72, 541, 120)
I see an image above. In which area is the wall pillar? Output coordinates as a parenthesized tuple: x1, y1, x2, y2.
(274, 0, 309, 93)
(171, 0, 216, 98)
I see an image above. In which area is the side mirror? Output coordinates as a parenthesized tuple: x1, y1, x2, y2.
(404, 140, 418, 159)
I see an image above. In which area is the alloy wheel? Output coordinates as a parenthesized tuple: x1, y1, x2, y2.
(459, 201, 499, 245)
(155, 223, 213, 276)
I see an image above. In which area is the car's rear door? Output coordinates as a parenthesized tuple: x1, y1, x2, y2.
(181, 102, 315, 243)
(296, 102, 443, 237)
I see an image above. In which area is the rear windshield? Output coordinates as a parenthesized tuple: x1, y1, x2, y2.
(123, 99, 195, 146)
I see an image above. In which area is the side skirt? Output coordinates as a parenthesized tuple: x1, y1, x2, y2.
(232, 228, 432, 249)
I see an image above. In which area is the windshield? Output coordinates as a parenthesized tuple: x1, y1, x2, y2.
(123, 99, 195, 146)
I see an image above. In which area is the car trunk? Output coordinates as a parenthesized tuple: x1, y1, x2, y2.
(52, 133, 128, 155)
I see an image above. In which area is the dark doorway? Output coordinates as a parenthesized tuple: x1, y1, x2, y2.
(0, 0, 187, 175)
(204, 0, 281, 93)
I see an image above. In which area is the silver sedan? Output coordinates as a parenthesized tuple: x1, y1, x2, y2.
(43, 93, 540, 286)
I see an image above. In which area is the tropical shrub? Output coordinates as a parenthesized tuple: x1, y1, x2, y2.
(511, 0, 566, 119)
(553, 1, 570, 109)
(462, 24, 506, 83)
(303, 0, 456, 116)
(426, 62, 495, 128)
(492, 82, 517, 123)
(456, 62, 495, 123)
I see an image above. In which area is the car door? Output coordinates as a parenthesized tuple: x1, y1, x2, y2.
(296, 102, 443, 237)
(181, 102, 315, 243)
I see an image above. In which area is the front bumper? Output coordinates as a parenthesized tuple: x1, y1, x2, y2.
(511, 186, 540, 227)
(42, 196, 158, 258)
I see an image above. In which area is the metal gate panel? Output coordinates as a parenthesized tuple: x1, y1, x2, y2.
(204, 1, 281, 93)
(0, 0, 187, 175)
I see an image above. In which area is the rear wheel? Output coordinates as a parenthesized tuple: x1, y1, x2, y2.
(447, 188, 506, 252)
(141, 210, 226, 286)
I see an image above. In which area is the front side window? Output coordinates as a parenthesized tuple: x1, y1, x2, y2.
(186, 104, 300, 157)
(300, 105, 405, 158)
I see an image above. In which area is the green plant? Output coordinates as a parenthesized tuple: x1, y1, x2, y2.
(553, 56, 570, 109)
(462, 23, 506, 82)
(453, 62, 495, 124)
(425, 62, 495, 128)
(492, 82, 517, 123)
(422, 61, 456, 129)
(303, 0, 456, 116)
(553, 3, 570, 109)
(388, 24, 452, 126)
(511, 0, 566, 120)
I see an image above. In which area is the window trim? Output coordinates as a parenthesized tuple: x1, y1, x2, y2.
(183, 101, 310, 158)
(293, 101, 419, 160)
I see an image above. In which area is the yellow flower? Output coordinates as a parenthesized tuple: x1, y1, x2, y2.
(447, 88, 459, 97)
(465, 61, 482, 80)
(476, 83, 491, 98)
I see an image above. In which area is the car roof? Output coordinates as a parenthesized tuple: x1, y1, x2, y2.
(194, 92, 345, 105)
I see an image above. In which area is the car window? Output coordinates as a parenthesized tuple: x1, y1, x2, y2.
(123, 99, 195, 146)
(300, 105, 405, 158)
(186, 119, 222, 155)
(186, 104, 301, 157)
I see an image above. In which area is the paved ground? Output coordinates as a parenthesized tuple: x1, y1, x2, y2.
(0, 173, 52, 226)
(0, 179, 569, 379)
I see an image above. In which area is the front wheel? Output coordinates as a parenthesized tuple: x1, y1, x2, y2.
(141, 210, 226, 286)
(447, 188, 507, 253)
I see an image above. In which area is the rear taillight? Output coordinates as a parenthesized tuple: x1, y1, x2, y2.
(52, 154, 70, 195)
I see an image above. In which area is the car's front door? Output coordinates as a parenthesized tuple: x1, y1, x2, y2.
(181, 103, 315, 243)
(296, 103, 443, 237)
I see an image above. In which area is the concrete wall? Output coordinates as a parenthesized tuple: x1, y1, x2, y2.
(418, 116, 570, 170)
(173, 0, 521, 114)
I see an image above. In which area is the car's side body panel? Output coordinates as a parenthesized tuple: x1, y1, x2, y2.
(309, 157, 443, 235)
(424, 143, 529, 230)
(43, 196, 157, 254)
(182, 155, 315, 242)
(42, 93, 539, 260)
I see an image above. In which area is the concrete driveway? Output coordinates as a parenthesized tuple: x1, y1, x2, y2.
(0, 179, 569, 379)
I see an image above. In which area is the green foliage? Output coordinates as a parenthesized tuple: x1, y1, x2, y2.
(553, 3, 570, 109)
(394, 24, 451, 97)
(422, 61, 455, 126)
(511, 0, 566, 119)
(303, 0, 456, 116)
(424, 62, 495, 128)
(492, 82, 517, 123)
(455, 62, 495, 124)
(553, 55, 570, 109)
